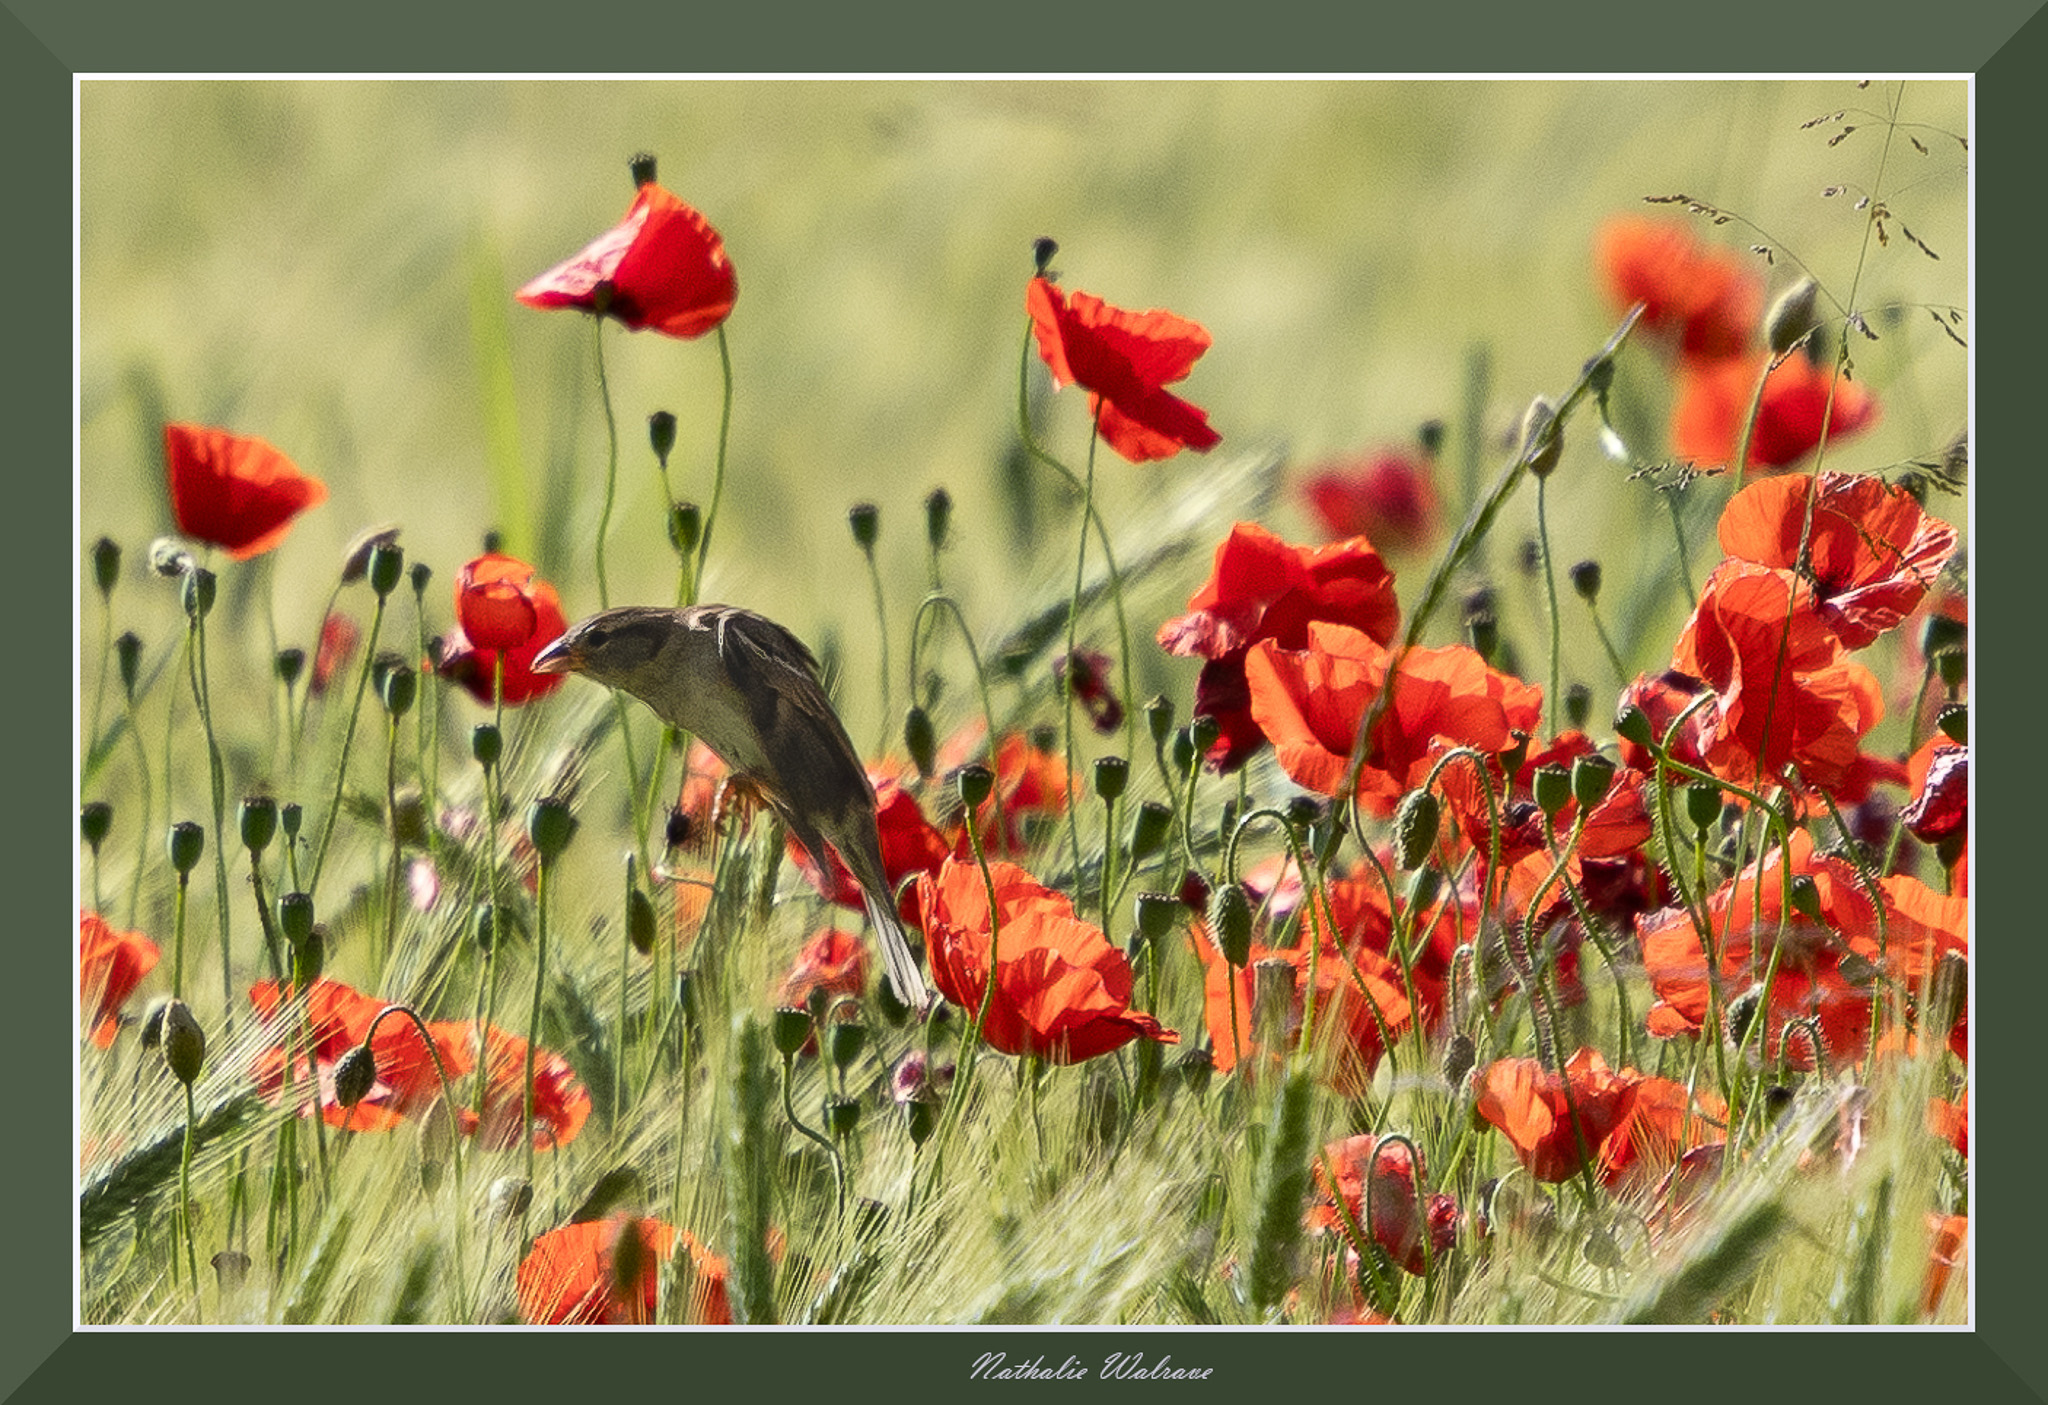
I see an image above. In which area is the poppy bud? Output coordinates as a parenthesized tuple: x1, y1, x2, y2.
(1443, 1032, 1477, 1087)
(149, 538, 195, 578)
(1788, 875, 1822, 921)
(1518, 396, 1561, 478)
(664, 805, 694, 852)
(1935, 649, 1965, 692)
(903, 706, 937, 779)
(1208, 883, 1253, 968)
(823, 1096, 862, 1139)
(648, 410, 677, 466)
(1765, 277, 1821, 356)
(527, 796, 578, 862)
(294, 925, 327, 986)
(1725, 985, 1763, 1047)
(334, 1044, 377, 1108)
(1251, 957, 1296, 1047)
(628, 151, 658, 188)
(167, 820, 204, 876)
(1614, 703, 1653, 748)
(904, 1095, 940, 1147)
(1282, 795, 1323, 840)
(1404, 864, 1442, 916)
(161, 999, 206, 1085)
(1937, 704, 1966, 746)
(117, 632, 144, 698)
(487, 1175, 533, 1223)
(81, 802, 114, 852)
(1418, 418, 1447, 456)
(472, 902, 499, 953)
(410, 561, 433, 597)
(1394, 788, 1441, 870)
(1129, 801, 1173, 862)
(1686, 780, 1723, 831)
(380, 662, 417, 718)
(626, 887, 656, 957)
(1568, 560, 1602, 603)
(1571, 753, 1616, 811)
(956, 764, 995, 813)
(1134, 891, 1179, 945)
(1921, 613, 1967, 658)
(367, 542, 405, 599)
(181, 567, 217, 621)
(281, 802, 304, 843)
(1145, 695, 1175, 747)
(1032, 236, 1058, 274)
(828, 1020, 869, 1073)
(274, 646, 305, 690)
(771, 1005, 812, 1059)
(670, 501, 702, 556)
(92, 537, 121, 597)
(924, 487, 953, 552)
(847, 502, 880, 553)
(239, 796, 277, 852)
(1532, 765, 1571, 820)
(1177, 1045, 1215, 1098)
(481, 529, 504, 555)
(1093, 755, 1129, 804)
(1565, 684, 1591, 732)
(472, 723, 503, 770)
(1466, 611, 1499, 664)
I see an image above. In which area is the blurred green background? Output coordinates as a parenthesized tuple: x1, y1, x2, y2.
(79, 79, 1967, 753)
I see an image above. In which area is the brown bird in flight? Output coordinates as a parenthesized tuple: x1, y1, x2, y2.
(532, 604, 931, 1009)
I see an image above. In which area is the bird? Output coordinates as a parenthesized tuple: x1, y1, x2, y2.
(531, 604, 932, 1009)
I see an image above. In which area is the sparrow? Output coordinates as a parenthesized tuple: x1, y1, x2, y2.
(531, 604, 932, 1009)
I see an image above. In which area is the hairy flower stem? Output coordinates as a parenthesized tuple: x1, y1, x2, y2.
(187, 607, 234, 1033)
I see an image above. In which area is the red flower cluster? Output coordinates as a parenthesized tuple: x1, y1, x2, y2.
(1158, 523, 1401, 772)
(776, 926, 870, 1011)
(1299, 447, 1441, 556)
(517, 1216, 732, 1325)
(1026, 276, 1219, 463)
(164, 422, 328, 560)
(1673, 352, 1878, 475)
(436, 552, 570, 707)
(916, 857, 1176, 1064)
(518, 181, 737, 340)
(80, 911, 158, 1048)
(1308, 1134, 1458, 1276)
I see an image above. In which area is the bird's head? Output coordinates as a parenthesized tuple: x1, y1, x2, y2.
(531, 607, 679, 693)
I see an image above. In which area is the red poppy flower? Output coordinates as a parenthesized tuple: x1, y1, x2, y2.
(310, 611, 360, 695)
(1717, 472, 1957, 649)
(1671, 352, 1878, 473)
(1927, 1087, 1967, 1158)
(1308, 1134, 1458, 1276)
(435, 553, 569, 707)
(1300, 449, 1441, 556)
(777, 927, 870, 1010)
(934, 725, 1079, 857)
(517, 181, 737, 340)
(1594, 1071, 1726, 1193)
(1436, 731, 1650, 868)
(1922, 1213, 1967, 1318)
(1201, 922, 1412, 1095)
(1902, 736, 1967, 843)
(1473, 1047, 1640, 1184)
(517, 1216, 732, 1325)
(1025, 276, 1220, 464)
(164, 422, 328, 561)
(80, 912, 158, 1049)
(1595, 217, 1762, 362)
(1158, 523, 1402, 772)
(792, 772, 950, 927)
(916, 857, 1176, 1064)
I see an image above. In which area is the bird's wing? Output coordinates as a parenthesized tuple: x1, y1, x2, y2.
(710, 607, 876, 819)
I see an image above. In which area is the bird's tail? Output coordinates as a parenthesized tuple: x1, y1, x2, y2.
(864, 887, 933, 1012)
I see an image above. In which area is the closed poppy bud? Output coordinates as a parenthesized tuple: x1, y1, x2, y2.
(1565, 684, 1591, 732)
(847, 502, 880, 553)
(472, 902, 499, 953)
(648, 410, 677, 466)
(117, 632, 144, 697)
(334, 1044, 377, 1108)
(92, 537, 121, 597)
(527, 797, 578, 861)
(161, 999, 206, 1085)
(1571, 754, 1616, 810)
(274, 646, 305, 690)
(626, 888, 656, 956)
(670, 501, 702, 556)
(1937, 704, 1966, 746)
(1394, 788, 1441, 870)
(1130, 801, 1173, 861)
(771, 1005, 812, 1059)
(904, 1095, 940, 1147)
(956, 764, 995, 812)
(1170, 727, 1196, 774)
(367, 542, 405, 599)
(1404, 865, 1443, 916)
(472, 724, 503, 770)
(281, 803, 303, 843)
(1094, 756, 1129, 804)
(1467, 611, 1499, 664)
(1614, 703, 1653, 748)
(180, 567, 216, 621)
(1032, 236, 1058, 274)
(1134, 891, 1179, 945)
(1146, 695, 1175, 748)
(488, 1175, 533, 1223)
(1569, 560, 1602, 603)
(240, 796, 278, 852)
(81, 802, 114, 851)
(1519, 396, 1561, 478)
(1765, 277, 1821, 356)
(167, 820, 204, 875)
(1532, 765, 1571, 820)
(904, 706, 936, 778)
(1443, 1032, 1477, 1087)
(278, 890, 314, 949)
(294, 925, 326, 986)
(380, 663, 417, 717)
(828, 1020, 869, 1073)
(1208, 882, 1253, 968)
(410, 561, 433, 596)
(1726, 985, 1763, 1046)
(1788, 874, 1822, 921)
(1686, 780, 1723, 831)
(924, 487, 953, 552)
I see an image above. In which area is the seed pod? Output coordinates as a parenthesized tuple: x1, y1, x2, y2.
(1571, 753, 1616, 811)
(239, 796, 278, 852)
(81, 802, 114, 852)
(1686, 780, 1723, 831)
(847, 502, 880, 552)
(955, 764, 995, 812)
(526, 796, 578, 861)
(1614, 703, 1653, 748)
(923, 487, 953, 552)
(828, 1020, 869, 1074)
(1093, 756, 1129, 804)
(367, 542, 405, 598)
(770, 1006, 812, 1059)
(1532, 764, 1572, 820)
(1129, 801, 1174, 861)
(823, 1095, 862, 1138)
(166, 821, 205, 876)
(648, 410, 678, 466)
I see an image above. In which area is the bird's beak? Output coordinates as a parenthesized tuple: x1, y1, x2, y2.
(530, 634, 578, 676)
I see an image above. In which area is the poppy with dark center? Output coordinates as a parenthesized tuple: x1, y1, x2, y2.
(1595, 216, 1762, 362)
(517, 181, 737, 340)
(1473, 1047, 1640, 1184)
(80, 912, 158, 1049)
(1671, 351, 1878, 474)
(1716, 472, 1958, 649)
(1299, 448, 1442, 556)
(1054, 648, 1124, 733)
(1902, 736, 1967, 842)
(916, 857, 1176, 1064)
(1025, 275, 1220, 463)
(310, 612, 360, 695)
(164, 422, 329, 560)
(516, 1216, 732, 1325)
(1309, 1134, 1459, 1276)
(1159, 522, 1401, 772)
(435, 552, 570, 707)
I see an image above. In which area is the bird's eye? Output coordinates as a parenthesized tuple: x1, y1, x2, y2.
(587, 628, 610, 648)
